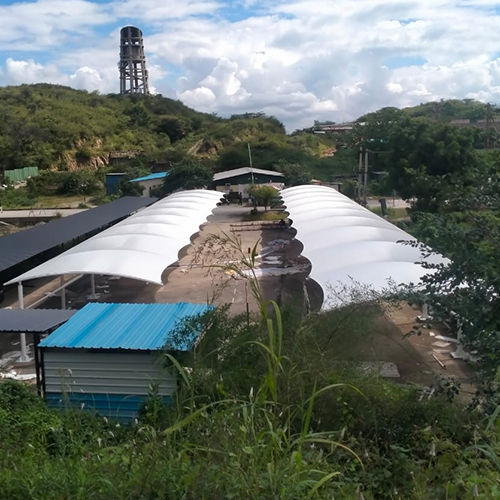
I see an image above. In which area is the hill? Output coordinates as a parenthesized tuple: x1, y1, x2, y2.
(1, 85, 497, 201)
(0, 83, 218, 172)
(0, 84, 344, 181)
(356, 99, 500, 124)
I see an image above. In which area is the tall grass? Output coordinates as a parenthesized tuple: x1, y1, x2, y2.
(161, 301, 364, 497)
(1, 302, 499, 497)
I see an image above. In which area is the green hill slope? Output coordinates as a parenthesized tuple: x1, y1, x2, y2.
(0, 84, 219, 172)
(0, 84, 341, 179)
(1, 85, 496, 194)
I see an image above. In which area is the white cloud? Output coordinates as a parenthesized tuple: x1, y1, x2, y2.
(148, 0, 499, 129)
(387, 82, 404, 94)
(179, 86, 217, 107)
(4, 58, 66, 85)
(389, 57, 500, 104)
(110, 0, 222, 22)
(0, 0, 498, 130)
(69, 66, 104, 90)
(0, 0, 112, 50)
(4, 57, 117, 94)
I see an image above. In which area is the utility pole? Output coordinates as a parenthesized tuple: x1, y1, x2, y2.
(363, 149, 369, 205)
(358, 147, 363, 201)
(248, 143, 254, 184)
(485, 103, 494, 149)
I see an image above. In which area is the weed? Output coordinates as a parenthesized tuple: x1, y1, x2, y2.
(1, 300, 498, 497)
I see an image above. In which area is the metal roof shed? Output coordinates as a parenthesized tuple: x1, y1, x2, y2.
(0, 308, 76, 333)
(0, 308, 76, 387)
(0, 196, 156, 284)
(6, 189, 222, 287)
(38, 302, 212, 422)
(129, 172, 168, 197)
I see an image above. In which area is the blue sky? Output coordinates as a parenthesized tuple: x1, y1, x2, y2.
(0, 0, 499, 131)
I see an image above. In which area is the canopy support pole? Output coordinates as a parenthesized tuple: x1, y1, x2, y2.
(363, 149, 369, 206)
(28, 274, 83, 310)
(17, 281, 30, 362)
(451, 324, 470, 360)
(90, 274, 97, 299)
(417, 302, 432, 322)
(60, 276, 66, 309)
(357, 147, 363, 201)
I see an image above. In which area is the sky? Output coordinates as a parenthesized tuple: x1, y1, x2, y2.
(0, 0, 499, 131)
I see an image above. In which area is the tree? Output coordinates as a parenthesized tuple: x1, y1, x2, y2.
(407, 155, 500, 385)
(273, 160, 312, 186)
(353, 106, 403, 146)
(412, 212, 499, 377)
(160, 160, 213, 195)
(248, 185, 278, 211)
(353, 110, 478, 212)
(156, 116, 190, 143)
(385, 119, 477, 211)
(125, 102, 151, 127)
(57, 170, 101, 195)
(118, 179, 143, 197)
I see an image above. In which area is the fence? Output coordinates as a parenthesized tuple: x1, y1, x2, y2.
(4, 167, 39, 183)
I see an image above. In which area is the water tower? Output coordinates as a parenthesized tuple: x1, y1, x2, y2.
(119, 26, 150, 95)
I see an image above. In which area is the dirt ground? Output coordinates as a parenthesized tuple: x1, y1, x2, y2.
(384, 303, 478, 398)
(1, 205, 477, 398)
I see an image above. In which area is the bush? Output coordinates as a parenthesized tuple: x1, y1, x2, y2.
(0, 302, 498, 498)
(75, 147, 93, 163)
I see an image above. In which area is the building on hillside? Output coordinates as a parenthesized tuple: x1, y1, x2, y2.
(130, 172, 168, 197)
(310, 179, 342, 192)
(213, 167, 285, 198)
(105, 172, 127, 194)
(38, 302, 212, 422)
(312, 122, 354, 134)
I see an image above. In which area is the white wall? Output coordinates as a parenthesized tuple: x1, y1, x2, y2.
(44, 350, 176, 396)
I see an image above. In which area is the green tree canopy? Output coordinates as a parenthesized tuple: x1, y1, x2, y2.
(160, 160, 213, 195)
(156, 116, 191, 143)
(273, 160, 312, 186)
(407, 153, 500, 384)
(248, 184, 279, 211)
(353, 110, 478, 211)
(386, 119, 477, 211)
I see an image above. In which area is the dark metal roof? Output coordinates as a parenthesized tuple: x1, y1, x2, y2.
(0, 308, 76, 333)
(0, 197, 156, 276)
(213, 167, 284, 182)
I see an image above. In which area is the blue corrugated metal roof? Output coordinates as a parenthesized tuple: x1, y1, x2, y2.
(130, 172, 168, 182)
(39, 302, 212, 351)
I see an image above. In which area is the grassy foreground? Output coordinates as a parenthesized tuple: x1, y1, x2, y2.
(1, 303, 499, 499)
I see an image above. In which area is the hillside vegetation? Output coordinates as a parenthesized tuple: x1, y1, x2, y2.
(1, 303, 499, 498)
(0, 86, 499, 497)
(0, 85, 497, 194)
(0, 84, 342, 179)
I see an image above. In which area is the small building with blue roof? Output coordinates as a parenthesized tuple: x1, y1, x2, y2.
(129, 171, 168, 197)
(38, 302, 211, 421)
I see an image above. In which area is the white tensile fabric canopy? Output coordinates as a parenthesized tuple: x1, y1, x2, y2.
(281, 185, 445, 308)
(6, 190, 222, 286)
